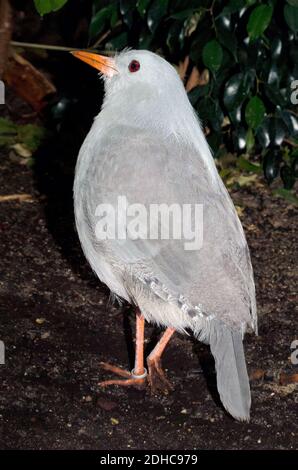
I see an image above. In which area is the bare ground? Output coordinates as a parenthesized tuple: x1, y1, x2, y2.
(0, 124, 297, 449)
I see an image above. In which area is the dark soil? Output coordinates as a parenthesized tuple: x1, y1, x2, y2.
(0, 97, 297, 450)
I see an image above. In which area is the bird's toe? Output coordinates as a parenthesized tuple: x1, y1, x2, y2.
(147, 358, 174, 395)
(98, 362, 147, 389)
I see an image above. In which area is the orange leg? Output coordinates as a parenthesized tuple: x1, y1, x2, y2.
(98, 310, 147, 389)
(147, 327, 175, 394)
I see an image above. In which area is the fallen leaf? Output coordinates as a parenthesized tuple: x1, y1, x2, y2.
(41, 331, 50, 339)
(11, 143, 32, 158)
(246, 224, 259, 232)
(3, 50, 56, 111)
(279, 372, 298, 386)
(263, 382, 297, 396)
(235, 205, 244, 217)
(97, 398, 118, 411)
(250, 369, 265, 381)
(237, 174, 259, 187)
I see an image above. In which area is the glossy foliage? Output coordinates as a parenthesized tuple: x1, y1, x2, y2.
(36, 0, 298, 188)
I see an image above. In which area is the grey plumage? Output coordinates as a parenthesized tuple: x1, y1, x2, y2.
(74, 49, 257, 421)
(201, 320, 251, 421)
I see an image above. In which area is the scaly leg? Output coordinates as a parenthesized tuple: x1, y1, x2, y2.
(98, 310, 147, 389)
(147, 327, 175, 394)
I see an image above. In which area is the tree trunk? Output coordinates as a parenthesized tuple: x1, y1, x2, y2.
(0, 0, 12, 78)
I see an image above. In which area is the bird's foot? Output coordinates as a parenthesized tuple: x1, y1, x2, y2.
(98, 362, 147, 390)
(147, 357, 174, 395)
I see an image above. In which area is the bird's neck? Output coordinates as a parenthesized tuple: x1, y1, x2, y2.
(91, 85, 219, 182)
(100, 87, 196, 142)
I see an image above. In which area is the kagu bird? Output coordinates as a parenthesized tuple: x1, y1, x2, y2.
(72, 49, 257, 421)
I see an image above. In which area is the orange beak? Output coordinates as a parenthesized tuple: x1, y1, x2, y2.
(70, 51, 118, 78)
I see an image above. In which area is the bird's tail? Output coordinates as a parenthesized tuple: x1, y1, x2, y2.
(194, 319, 251, 422)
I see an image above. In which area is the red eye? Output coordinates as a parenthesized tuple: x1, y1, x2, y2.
(128, 60, 140, 73)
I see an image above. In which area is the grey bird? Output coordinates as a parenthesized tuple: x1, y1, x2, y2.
(72, 49, 257, 421)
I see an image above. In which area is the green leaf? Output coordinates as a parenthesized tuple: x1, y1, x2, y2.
(188, 85, 209, 106)
(190, 21, 213, 63)
(110, 8, 119, 28)
(279, 110, 298, 137)
(256, 118, 270, 148)
(286, 0, 298, 7)
(139, 27, 153, 48)
(280, 165, 296, 189)
(197, 97, 224, 132)
(0, 117, 17, 147)
(217, 25, 238, 60)
(263, 148, 281, 183)
(217, 0, 246, 17)
(270, 118, 287, 146)
(170, 8, 197, 20)
(273, 188, 298, 204)
(232, 127, 247, 151)
(136, 0, 151, 18)
(0, 117, 17, 134)
(120, 0, 135, 28)
(229, 106, 242, 127)
(270, 37, 282, 60)
(89, 5, 114, 41)
(247, 4, 273, 41)
(206, 131, 222, 156)
(223, 71, 255, 111)
(166, 20, 184, 52)
(120, 0, 136, 15)
(147, 0, 168, 33)
(264, 84, 287, 107)
(245, 128, 255, 152)
(0, 118, 44, 152)
(18, 124, 45, 152)
(267, 63, 279, 87)
(202, 40, 223, 73)
(33, 0, 68, 15)
(106, 32, 129, 50)
(284, 4, 298, 32)
(245, 96, 266, 129)
(237, 155, 261, 173)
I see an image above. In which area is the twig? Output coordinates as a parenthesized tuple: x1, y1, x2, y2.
(10, 40, 115, 55)
(90, 20, 122, 49)
(185, 66, 201, 92)
(284, 138, 298, 148)
(178, 56, 189, 82)
(0, 193, 34, 202)
(0, 0, 12, 77)
(91, 29, 112, 49)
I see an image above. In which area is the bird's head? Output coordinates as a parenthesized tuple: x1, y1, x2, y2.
(71, 49, 187, 111)
(71, 48, 217, 180)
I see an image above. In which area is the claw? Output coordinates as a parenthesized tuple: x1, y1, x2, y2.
(99, 362, 131, 378)
(98, 362, 147, 389)
(147, 358, 174, 395)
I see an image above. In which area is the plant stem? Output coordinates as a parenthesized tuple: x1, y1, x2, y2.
(10, 41, 115, 55)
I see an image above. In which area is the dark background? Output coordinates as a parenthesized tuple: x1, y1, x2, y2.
(0, 0, 297, 450)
